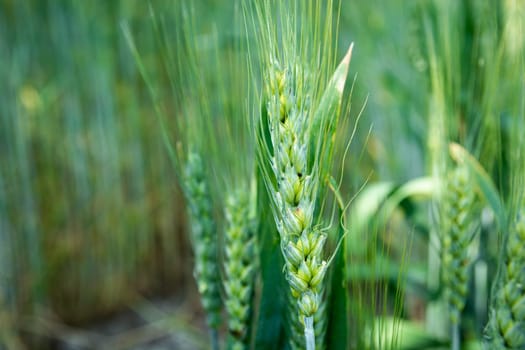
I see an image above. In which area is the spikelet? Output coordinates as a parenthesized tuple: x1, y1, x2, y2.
(441, 163, 475, 325)
(486, 213, 525, 349)
(183, 151, 222, 329)
(287, 289, 328, 350)
(223, 189, 257, 349)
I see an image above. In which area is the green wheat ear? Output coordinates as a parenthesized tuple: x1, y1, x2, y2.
(441, 163, 476, 326)
(223, 188, 258, 350)
(486, 213, 525, 349)
(183, 151, 222, 334)
(266, 59, 329, 349)
(248, 0, 352, 347)
(258, 46, 352, 350)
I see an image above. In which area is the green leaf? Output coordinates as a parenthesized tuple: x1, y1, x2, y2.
(252, 101, 284, 349)
(254, 168, 286, 349)
(326, 235, 348, 349)
(348, 177, 435, 260)
(310, 44, 353, 186)
(348, 181, 396, 255)
(449, 142, 506, 227)
(379, 177, 436, 227)
(326, 178, 349, 349)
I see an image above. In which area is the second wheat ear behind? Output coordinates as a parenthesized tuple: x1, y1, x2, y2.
(486, 214, 525, 350)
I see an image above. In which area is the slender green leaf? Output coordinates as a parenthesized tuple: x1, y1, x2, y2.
(348, 181, 396, 254)
(326, 177, 349, 349)
(380, 177, 436, 226)
(310, 44, 353, 184)
(326, 236, 348, 349)
(312, 44, 354, 135)
(254, 166, 286, 348)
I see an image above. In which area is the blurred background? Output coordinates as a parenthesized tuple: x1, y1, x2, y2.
(0, 0, 522, 349)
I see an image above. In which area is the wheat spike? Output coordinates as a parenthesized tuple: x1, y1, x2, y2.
(486, 213, 525, 349)
(223, 189, 257, 349)
(183, 151, 222, 333)
(264, 60, 328, 349)
(441, 163, 475, 325)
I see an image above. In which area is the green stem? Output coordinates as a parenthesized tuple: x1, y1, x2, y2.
(451, 322, 460, 350)
(304, 316, 315, 350)
(211, 328, 219, 350)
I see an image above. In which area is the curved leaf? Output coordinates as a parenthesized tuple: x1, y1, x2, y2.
(449, 142, 506, 227)
(348, 181, 396, 254)
(380, 176, 436, 226)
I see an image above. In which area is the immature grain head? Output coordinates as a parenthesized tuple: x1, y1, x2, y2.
(266, 59, 327, 315)
(183, 151, 222, 330)
(223, 189, 257, 349)
(251, 1, 352, 348)
(441, 163, 475, 325)
(486, 212, 525, 349)
(260, 40, 352, 350)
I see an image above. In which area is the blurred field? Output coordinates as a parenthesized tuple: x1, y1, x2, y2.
(0, 1, 198, 347)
